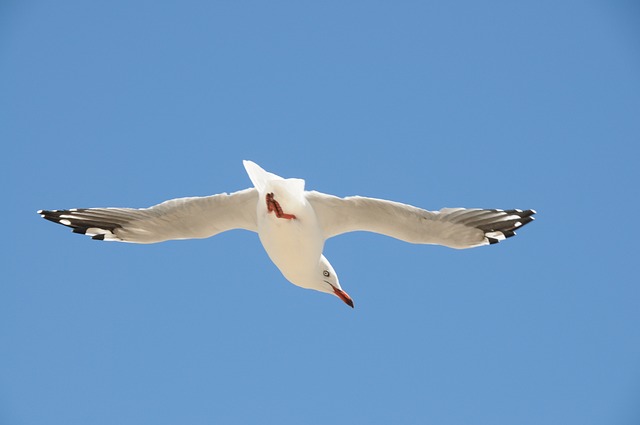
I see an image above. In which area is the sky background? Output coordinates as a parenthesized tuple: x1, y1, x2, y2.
(2, 1, 640, 424)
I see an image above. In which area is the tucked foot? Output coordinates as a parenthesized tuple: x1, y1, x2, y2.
(266, 193, 296, 220)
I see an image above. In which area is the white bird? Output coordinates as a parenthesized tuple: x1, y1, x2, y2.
(38, 160, 535, 307)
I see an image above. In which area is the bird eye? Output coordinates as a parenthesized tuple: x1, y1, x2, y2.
(323, 270, 330, 277)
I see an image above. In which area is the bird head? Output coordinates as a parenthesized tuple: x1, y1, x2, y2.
(314, 255, 354, 308)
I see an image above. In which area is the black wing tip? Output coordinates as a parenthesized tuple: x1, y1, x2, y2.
(38, 209, 69, 219)
(519, 216, 535, 227)
(39, 208, 83, 232)
(38, 209, 65, 225)
(38, 209, 54, 218)
(38, 208, 120, 241)
(484, 208, 536, 245)
(504, 208, 536, 217)
(500, 210, 536, 226)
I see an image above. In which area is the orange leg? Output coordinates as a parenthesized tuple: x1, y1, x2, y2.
(266, 193, 296, 220)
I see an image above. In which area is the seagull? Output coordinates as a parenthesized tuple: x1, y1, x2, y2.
(38, 160, 535, 308)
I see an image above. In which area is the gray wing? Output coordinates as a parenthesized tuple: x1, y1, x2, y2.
(306, 191, 535, 249)
(38, 188, 258, 243)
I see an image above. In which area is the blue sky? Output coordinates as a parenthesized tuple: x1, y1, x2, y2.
(2, 1, 639, 424)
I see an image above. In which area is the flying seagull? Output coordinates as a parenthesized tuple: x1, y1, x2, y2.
(38, 160, 535, 308)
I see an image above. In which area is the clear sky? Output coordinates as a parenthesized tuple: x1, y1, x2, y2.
(2, 1, 639, 424)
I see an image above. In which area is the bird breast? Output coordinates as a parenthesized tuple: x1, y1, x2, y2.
(256, 198, 324, 287)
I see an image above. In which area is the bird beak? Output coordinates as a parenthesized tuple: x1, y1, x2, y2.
(333, 287, 354, 308)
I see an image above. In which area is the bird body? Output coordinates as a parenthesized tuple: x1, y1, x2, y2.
(244, 161, 326, 291)
(38, 161, 536, 307)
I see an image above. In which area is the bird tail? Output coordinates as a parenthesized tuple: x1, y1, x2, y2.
(243, 160, 304, 194)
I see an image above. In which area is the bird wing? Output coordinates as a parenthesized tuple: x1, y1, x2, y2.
(306, 191, 535, 249)
(38, 188, 258, 243)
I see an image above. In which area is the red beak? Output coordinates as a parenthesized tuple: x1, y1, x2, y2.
(333, 287, 354, 308)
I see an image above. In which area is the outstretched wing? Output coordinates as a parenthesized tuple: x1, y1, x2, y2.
(38, 188, 258, 243)
(306, 191, 535, 249)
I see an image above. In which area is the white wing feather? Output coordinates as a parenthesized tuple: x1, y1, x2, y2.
(306, 191, 535, 249)
(39, 188, 258, 243)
